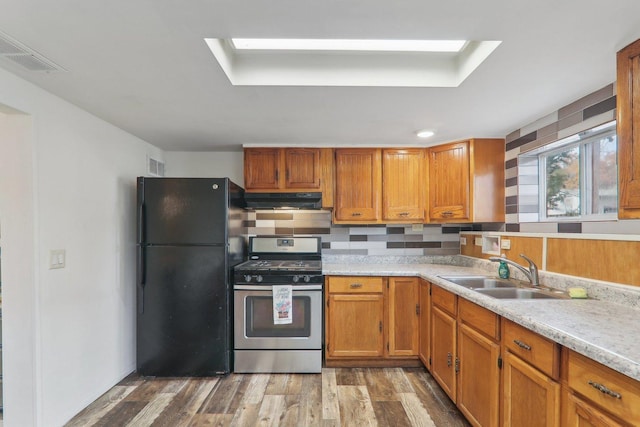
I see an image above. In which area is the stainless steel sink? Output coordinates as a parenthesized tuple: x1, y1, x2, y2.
(438, 275, 522, 289)
(474, 287, 569, 300)
(438, 275, 571, 300)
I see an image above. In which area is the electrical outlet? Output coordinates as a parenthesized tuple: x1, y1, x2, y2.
(411, 223, 424, 231)
(501, 239, 511, 249)
(460, 237, 467, 245)
(474, 237, 483, 246)
(50, 249, 66, 269)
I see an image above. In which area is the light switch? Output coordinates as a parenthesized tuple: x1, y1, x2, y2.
(460, 237, 467, 245)
(501, 239, 511, 249)
(50, 249, 66, 269)
(411, 224, 424, 231)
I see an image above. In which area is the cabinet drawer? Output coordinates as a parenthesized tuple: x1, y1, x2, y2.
(458, 298, 499, 341)
(503, 319, 560, 379)
(327, 276, 384, 293)
(431, 285, 457, 315)
(567, 350, 640, 424)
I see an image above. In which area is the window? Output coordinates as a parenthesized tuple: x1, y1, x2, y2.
(518, 121, 617, 222)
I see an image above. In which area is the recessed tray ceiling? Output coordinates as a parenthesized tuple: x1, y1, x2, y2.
(205, 38, 501, 87)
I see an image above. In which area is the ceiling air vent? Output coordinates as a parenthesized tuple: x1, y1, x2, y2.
(0, 30, 66, 72)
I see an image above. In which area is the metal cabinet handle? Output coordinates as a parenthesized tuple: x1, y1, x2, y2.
(352, 212, 362, 217)
(455, 357, 460, 373)
(350, 283, 363, 289)
(379, 321, 383, 333)
(513, 339, 532, 351)
(588, 381, 622, 399)
(447, 352, 452, 367)
(399, 212, 409, 216)
(441, 211, 454, 217)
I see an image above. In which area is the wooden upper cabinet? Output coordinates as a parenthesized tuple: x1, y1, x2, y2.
(617, 38, 640, 218)
(334, 148, 381, 222)
(429, 142, 470, 221)
(428, 138, 505, 223)
(382, 148, 425, 221)
(244, 148, 281, 190)
(284, 148, 321, 189)
(244, 147, 323, 191)
(244, 148, 334, 206)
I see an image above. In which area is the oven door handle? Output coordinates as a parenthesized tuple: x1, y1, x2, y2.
(234, 284, 323, 291)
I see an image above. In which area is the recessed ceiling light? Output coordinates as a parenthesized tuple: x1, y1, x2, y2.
(416, 130, 435, 138)
(231, 39, 467, 53)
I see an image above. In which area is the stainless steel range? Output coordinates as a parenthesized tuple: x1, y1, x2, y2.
(233, 236, 323, 373)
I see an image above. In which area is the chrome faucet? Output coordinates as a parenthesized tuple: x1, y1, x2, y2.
(489, 254, 540, 286)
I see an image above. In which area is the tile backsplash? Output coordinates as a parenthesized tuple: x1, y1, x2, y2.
(246, 210, 501, 256)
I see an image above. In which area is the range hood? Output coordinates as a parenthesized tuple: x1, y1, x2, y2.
(244, 192, 322, 209)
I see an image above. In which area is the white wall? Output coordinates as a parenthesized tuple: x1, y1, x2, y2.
(165, 151, 244, 185)
(0, 67, 163, 426)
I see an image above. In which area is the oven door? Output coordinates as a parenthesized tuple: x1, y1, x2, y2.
(233, 285, 322, 350)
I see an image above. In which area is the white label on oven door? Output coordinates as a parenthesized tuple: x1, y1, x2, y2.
(272, 285, 293, 325)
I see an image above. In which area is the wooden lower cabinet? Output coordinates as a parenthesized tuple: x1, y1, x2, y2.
(564, 349, 640, 426)
(325, 276, 420, 366)
(388, 277, 419, 356)
(326, 293, 384, 357)
(326, 277, 384, 358)
(418, 279, 430, 367)
(326, 277, 640, 427)
(564, 392, 628, 427)
(431, 304, 457, 400)
(457, 300, 500, 427)
(502, 350, 560, 427)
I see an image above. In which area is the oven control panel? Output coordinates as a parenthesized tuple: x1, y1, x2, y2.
(234, 273, 324, 285)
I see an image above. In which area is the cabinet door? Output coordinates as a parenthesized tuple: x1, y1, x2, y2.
(382, 149, 425, 221)
(334, 148, 381, 221)
(428, 141, 470, 221)
(388, 277, 419, 357)
(617, 38, 640, 218)
(457, 323, 500, 427)
(565, 392, 628, 427)
(284, 148, 321, 189)
(502, 351, 560, 427)
(326, 294, 384, 358)
(431, 305, 457, 401)
(244, 148, 282, 190)
(418, 280, 430, 367)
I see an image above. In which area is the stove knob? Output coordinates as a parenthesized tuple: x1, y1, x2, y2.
(292, 275, 300, 283)
(256, 275, 263, 283)
(303, 275, 311, 283)
(244, 275, 252, 282)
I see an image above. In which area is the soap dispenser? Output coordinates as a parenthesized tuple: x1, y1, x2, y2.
(498, 254, 510, 279)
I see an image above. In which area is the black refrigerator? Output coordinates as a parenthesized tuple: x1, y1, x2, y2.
(136, 177, 245, 376)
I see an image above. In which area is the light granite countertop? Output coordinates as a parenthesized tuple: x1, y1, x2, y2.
(323, 257, 640, 382)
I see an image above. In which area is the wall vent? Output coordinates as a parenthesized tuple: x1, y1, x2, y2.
(147, 157, 165, 177)
(0, 30, 66, 72)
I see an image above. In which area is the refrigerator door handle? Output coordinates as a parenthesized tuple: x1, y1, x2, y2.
(137, 202, 145, 245)
(137, 245, 146, 314)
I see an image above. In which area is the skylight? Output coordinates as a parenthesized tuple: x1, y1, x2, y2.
(205, 38, 501, 87)
(231, 39, 467, 53)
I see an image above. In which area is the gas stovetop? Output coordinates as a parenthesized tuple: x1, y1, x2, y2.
(234, 259, 322, 273)
(233, 236, 323, 285)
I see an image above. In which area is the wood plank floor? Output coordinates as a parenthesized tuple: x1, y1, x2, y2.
(66, 367, 471, 427)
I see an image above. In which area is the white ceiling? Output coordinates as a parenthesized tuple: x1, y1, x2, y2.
(0, 0, 639, 152)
